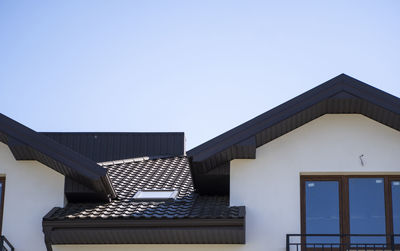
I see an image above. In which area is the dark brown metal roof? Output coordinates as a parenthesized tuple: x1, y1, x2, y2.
(187, 74, 400, 194)
(40, 132, 185, 202)
(43, 156, 245, 246)
(44, 157, 243, 220)
(0, 113, 116, 201)
(45, 195, 243, 220)
(41, 132, 184, 162)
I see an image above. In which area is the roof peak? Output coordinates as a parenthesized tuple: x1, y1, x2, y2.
(188, 74, 397, 158)
(187, 74, 400, 194)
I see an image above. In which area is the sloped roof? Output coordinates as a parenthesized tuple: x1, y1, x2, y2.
(44, 157, 243, 220)
(188, 74, 400, 194)
(0, 113, 116, 200)
(43, 156, 245, 245)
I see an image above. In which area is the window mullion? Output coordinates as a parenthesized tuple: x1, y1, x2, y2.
(341, 176, 350, 245)
(385, 176, 394, 244)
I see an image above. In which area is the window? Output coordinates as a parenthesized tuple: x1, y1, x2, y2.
(348, 178, 386, 244)
(304, 179, 340, 244)
(301, 175, 400, 246)
(0, 177, 5, 235)
(133, 190, 178, 201)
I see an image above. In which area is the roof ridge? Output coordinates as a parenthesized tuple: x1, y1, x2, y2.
(98, 155, 186, 166)
(98, 157, 150, 166)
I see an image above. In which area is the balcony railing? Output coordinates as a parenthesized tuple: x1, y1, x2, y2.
(287, 234, 400, 251)
(1, 236, 14, 251)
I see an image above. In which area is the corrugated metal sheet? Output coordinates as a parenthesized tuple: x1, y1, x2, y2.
(41, 132, 185, 162)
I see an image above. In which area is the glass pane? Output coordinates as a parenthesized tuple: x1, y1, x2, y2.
(305, 180, 340, 245)
(136, 190, 174, 199)
(349, 178, 386, 244)
(392, 181, 400, 244)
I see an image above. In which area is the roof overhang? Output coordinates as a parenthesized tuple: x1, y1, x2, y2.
(0, 113, 116, 201)
(188, 74, 400, 194)
(42, 217, 245, 250)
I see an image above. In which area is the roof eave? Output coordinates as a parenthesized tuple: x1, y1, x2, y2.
(42, 217, 246, 247)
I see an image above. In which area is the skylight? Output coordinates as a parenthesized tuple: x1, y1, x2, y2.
(133, 190, 178, 201)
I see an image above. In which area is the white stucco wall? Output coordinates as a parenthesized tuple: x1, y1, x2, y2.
(230, 114, 400, 251)
(0, 142, 64, 251)
(52, 114, 400, 251)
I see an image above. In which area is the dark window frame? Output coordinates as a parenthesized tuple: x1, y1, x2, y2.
(300, 175, 400, 245)
(0, 177, 5, 235)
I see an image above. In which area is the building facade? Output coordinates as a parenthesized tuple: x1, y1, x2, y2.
(0, 74, 399, 251)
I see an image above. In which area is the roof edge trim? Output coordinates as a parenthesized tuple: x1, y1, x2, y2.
(42, 217, 246, 246)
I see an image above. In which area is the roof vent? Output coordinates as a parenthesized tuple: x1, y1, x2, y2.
(133, 190, 178, 201)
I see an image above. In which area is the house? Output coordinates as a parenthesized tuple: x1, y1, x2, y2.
(1, 74, 400, 251)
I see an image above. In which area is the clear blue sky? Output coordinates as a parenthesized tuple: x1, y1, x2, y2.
(1, 1, 399, 150)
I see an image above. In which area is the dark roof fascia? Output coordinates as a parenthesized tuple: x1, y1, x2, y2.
(42, 217, 244, 228)
(0, 113, 116, 200)
(42, 217, 245, 246)
(187, 74, 400, 163)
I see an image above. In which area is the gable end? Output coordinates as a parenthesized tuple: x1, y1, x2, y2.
(188, 74, 400, 194)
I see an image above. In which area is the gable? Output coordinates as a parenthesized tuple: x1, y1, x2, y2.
(0, 113, 116, 201)
(229, 114, 400, 250)
(249, 114, 400, 173)
(188, 74, 400, 195)
(0, 142, 65, 251)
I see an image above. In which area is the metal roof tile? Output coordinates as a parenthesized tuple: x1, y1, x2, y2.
(45, 156, 244, 221)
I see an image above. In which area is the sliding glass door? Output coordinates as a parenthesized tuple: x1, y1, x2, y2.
(301, 175, 400, 247)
